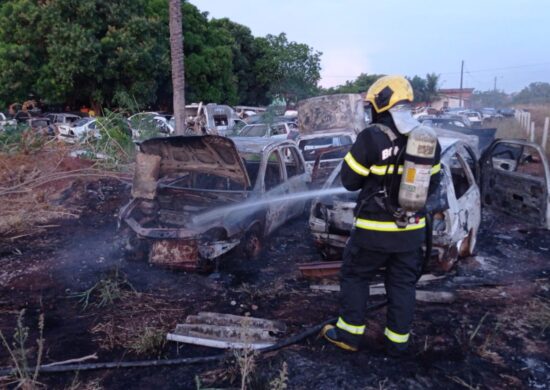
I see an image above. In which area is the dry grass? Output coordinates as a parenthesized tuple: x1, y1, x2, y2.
(516, 104, 550, 126)
(525, 296, 550, 335)
(0, 144, 131, 239)
(268, 361, 289, 390)
(87, 289, 186, 355)
(512, 104, 550, 154)
(127, 327, 166, 357)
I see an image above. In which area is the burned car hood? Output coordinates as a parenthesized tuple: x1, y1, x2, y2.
(139, 135, 251, 188)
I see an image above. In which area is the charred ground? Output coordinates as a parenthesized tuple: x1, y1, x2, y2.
(0, 175, 549, 390)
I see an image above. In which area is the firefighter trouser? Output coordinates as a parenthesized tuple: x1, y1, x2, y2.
(338, 239, 422, 350)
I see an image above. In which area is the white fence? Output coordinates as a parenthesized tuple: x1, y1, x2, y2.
(515, 110, 549, 152)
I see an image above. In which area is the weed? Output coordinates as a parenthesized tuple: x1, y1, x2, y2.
(268, 361, 288, 390)
(448, 375, 480, 390)
(0, 125, 47, 155)
(127, 327, 166, 357)
(65, 373, 103, 390)
(526, 296, 550, 335)
(233, 346, 257, 390)
(78, 109, 136, 168)
(0, 309, 45, 389)
(194, 375, 231, 390)
(469, 313, 488, 345)
(69, 269, 136, 310)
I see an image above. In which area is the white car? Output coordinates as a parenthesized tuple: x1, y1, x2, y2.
(308, 136, 550, 272)
(129, 112, 174, 139)
(0, 112, 17, 130)
(58, 117, 98, 142)
(458, 110, 482, 127)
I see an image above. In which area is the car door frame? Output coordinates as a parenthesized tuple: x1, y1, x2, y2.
(262, 146, 289, 236)
(480, 139, 550, 229)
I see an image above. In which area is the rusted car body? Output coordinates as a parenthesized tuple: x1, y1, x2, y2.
(184, 103, 239, 136)
(308, 135, 550, 271)
(480, 139, 550, 229)
(119, 135, 310, 270)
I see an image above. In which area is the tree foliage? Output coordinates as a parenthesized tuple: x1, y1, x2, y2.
(471, 90, 510, 108)
(513, 82, 550, 104)
(321, 73, 384, 95)
(255, 33, 322, 104)
(407, 73, 440, 104)
(0, 0, 323, 111)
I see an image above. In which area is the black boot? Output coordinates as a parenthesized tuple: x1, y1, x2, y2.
(321, 324, 361, 351)
(384, 337, 410, 358)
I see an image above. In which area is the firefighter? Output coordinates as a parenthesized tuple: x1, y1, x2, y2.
(321, 75, 442, 356)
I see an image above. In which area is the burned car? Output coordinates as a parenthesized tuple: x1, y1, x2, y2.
(296, 94, 367, 185)
(119, 135, 311, 271)
(308, 136, 549, 271)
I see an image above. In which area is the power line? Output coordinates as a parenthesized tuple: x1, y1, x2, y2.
(440, 61, 550, 75)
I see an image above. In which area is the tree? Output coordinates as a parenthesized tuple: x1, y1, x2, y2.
(471, 90, 510, 108)
(407, 73, 439, 105)
(169, 0, 185, 135)
(255, 33, 322, 105)
(514, 82, 550, 104)
(407, 75, 427, 104)
(424, 73, 440, 105)
(322, 73, 383, 95)
(0, 0, 324, 110)
(0, 0, 170, 111)
(0, 0, 45, 107)
(210, 18, 267, 105)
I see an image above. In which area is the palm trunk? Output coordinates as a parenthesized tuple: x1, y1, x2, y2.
(169, 0, 185, 135)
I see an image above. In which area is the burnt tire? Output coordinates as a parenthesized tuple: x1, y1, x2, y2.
(242, 226, 263, 260)
(123, 234, 150, 261)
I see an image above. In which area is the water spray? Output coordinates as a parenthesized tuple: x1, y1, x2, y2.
(191, 186, 350, 227)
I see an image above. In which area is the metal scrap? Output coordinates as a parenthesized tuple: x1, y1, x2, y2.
(167, 312, 286, 349)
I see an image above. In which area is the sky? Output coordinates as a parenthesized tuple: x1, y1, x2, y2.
(191, 0, 550, 93)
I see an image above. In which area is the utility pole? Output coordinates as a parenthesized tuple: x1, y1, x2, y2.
(459, 60, 464, 108)
(494, 76, 497, 92)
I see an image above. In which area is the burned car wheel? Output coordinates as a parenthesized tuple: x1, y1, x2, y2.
(242, 225, 263, 260)
(123, 233, 150, 261)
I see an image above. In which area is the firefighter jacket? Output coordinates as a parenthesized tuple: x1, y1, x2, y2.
(341, 116, 442, 252)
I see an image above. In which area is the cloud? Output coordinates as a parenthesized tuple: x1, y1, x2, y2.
(319, 48, 371, 88)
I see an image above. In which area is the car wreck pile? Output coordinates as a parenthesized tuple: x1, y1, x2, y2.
(120, 94, 550, 275)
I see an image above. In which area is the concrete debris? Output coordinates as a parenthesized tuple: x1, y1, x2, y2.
(310, 284, 456, 303)
(167, 312, 286, 350)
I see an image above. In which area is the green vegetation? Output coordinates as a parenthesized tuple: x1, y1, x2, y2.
(322, 72, 441, 106)
(514, 82, 550, 104)
(0, 0, 322, 111)
(70, 269, 136, 310)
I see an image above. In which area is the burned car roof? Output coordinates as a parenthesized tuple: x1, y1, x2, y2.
(140, 135, 251, 188)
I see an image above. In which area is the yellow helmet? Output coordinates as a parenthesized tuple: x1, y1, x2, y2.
(366, 75, 414, 114)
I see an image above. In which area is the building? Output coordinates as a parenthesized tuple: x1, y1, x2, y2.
(431, 88, 475, 110)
